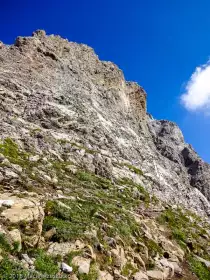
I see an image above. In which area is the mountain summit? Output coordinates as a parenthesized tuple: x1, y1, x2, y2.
(0, 31, 210, 279)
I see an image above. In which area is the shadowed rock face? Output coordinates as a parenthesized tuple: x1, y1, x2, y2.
(148, 119, 210, 205)
(0, 30, 210, 218)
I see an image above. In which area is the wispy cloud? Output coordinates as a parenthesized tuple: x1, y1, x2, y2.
(181, 60, 210, 112)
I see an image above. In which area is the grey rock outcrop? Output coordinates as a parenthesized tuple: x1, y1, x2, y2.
(148, 119, 210, 207)
(0, 29, 210, 221)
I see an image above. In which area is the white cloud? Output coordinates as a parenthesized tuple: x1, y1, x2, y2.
(181, 60, 210, 111)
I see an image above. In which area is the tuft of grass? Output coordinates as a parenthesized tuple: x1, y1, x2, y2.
(76, 171, 94, 182)
(117, 177, 150, 204)
(57, 138, 71, 145)
(0, 138, 20, 160)
(122, 262, 138, 277)
(34, 250, 59, 275)
(188, 256, 210, 280)
(118, 163, 143, 176)
(172, 229, 187, 244)
(145, 239, 163, 256)
(0, 138, 48, 190)
(76, 171, 112, 189)
(0, 257, 30, 280)
(0, 252, 62, 280)
(0, 234, 12, 252)
(0, 138, 29, 168)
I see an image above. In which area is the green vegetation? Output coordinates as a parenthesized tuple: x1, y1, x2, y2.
(158, 207, 189, 229)
(188, 256, 210, 280)
(0, 138, 21, 161)
(51, 160, 74, 174)
(172, 228, 187, 245)
(117, 177, 150, 204)
(3, 138, 210, 278)
(0, 138, 45, 191)
(0, 257, 30, 280)
(0, 138, 31, 169)
(146, 259, 155, 270)
(57, 138, 71, 145)
(43, 194, 141, 245)
(76, 170, 112, 189)
(0, 253, 64, 280)
(124, 163, 143, 175)
(42, 165, 153, 262)
(145, 239, 163, 256)
(42, 167, 159, 272)
(34, 250, 59, 275)
(158, 207, 189, 248)
(117, 162, 143, 176)
(122, 261, 138, 277)
(0, 233, 12, 252)
(157, 205, 210, 276)
(0, 233, 20, 255)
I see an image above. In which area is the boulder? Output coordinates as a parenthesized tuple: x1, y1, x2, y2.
(4, 170, 19, 179)
(147, 270, 164, 280)
(133, 253, 146, 270)
(98, 270, 114, 280)
(60, 262, 73, 274)
(8, 229, 22, 251)
(0, 200, 14, 208)
(111, 246, 126, 268)
(44, 228, 56, 241)
(47, 240, 85, 256)
(158, 258, 174, 278)
(69, 275, 79, 280)
(22, 254, 34, 266)
(159, 236, 184, 262)
(0, 194, 44, 224)
(72, 256, 91, 274)
(0, 194, 44, 247)
(169, 261, 182, 275)
(133, 272, 148, 280)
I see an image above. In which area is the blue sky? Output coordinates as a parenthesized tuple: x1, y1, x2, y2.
(1, 0, 210, 162)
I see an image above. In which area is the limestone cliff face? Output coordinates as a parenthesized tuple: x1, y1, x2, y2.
(0, 30, 209, 217)
(1, 30, 210, 280)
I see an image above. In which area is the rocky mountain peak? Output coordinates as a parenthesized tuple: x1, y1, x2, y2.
(0, 31, 210, 279)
